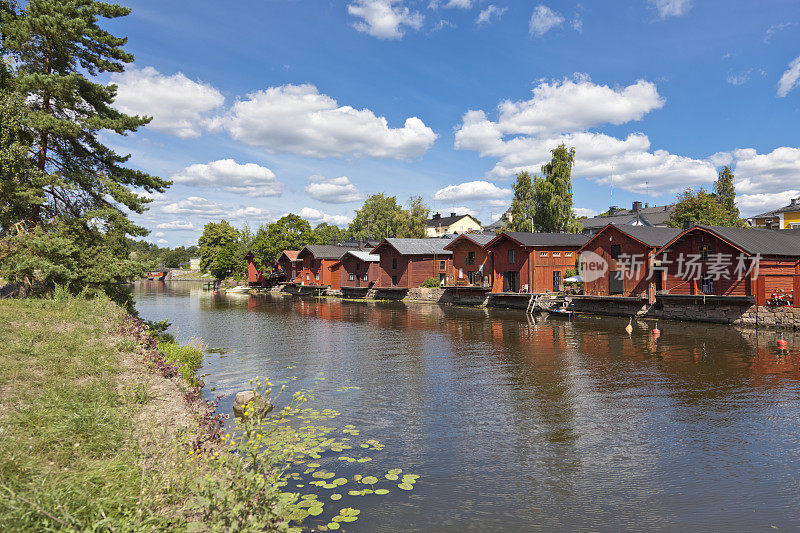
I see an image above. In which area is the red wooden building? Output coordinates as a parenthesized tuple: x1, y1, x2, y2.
(331, 250, 380, 289)
(277, 250, 301, 283)
(578, 225, 681, 302)
(655, 225, 800, 306)
(296, 245, 353, 288)
(485, 232, 588, 293)
(442, 233, 494, 287)
(372, 238, 452, 288)
(244, 251, 264, 286)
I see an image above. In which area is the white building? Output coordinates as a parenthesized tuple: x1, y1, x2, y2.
(425, 212, 482, 237)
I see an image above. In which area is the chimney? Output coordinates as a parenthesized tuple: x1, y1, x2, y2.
(632, 201, 642, 212)
(683, 219, 695, 230)
(792, 198, 798, 206)
(433, 212, 440, 220)
(644, 203, 649, 208)
(450, 212, 456, 218)
(608, 206, 618, 216)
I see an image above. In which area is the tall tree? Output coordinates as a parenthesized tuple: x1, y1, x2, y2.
(198, 220, 240, 280)
(532, 144, 580, 233)
(251, 214, 313, 268)
(667, 188, 731, 228)
(507, 171, 535, 232)
(347, 194, 404, 241)
(311, 223, 342, 245)
(713, 166, 744, 227)
(396, 196, 430, 238)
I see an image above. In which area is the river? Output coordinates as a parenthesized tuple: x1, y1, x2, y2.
(134, 281, 800, 532)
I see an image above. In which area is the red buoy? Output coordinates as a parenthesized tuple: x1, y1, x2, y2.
(213, 290, 218, 295)
(777, 338, 788, 349)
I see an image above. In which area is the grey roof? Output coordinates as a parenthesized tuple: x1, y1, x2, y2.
(425, 214, 479, 228)
(675, 225, 800, 256)
(298, 245, 352, 260)
(450, 233, 494, 247)
(582, 205, 675, 229)
(751, 198, 800, 219)
(500, 232, 589, 247)
(342, 250, 379, 262)
(609, 225, 683, 247)
(376, 238, 452, 256)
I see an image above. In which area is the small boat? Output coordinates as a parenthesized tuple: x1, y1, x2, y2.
(546, 307, 573, 317)
(146, 270, 167, 281)
(223, 285, 251, 293)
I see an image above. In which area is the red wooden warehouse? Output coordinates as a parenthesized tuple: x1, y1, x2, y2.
(485, 232, 588, 293)
(655, 225, 800, 306)
(442, 233, 494, 287)
(277, 250, 301, 283)
(372, 238, 452, 288)
(244, 251, 264, 286)
(578, 225, 681, 302)
(331, 250, 380, 289)
(296, 245, 353, 289)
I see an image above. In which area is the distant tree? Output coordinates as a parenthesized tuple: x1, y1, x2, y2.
(251, 214, 313, 268)
(507, 171, 535, 232)
(311, 223, 342, 245)
(713, 166, 744, 227)
(667, 188, 731, 228)
(198, 221, 240, 279)
(347, 194, 404, 241)
(532, 144, 580, 233)
(396, 196, 430, 238)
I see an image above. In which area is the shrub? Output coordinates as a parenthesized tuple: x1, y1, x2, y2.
(420, 277, 440, 288)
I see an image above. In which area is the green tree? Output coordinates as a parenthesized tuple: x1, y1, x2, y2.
(667, 188, 731, 228)
(713, 166, 744, 227)
(251, 214, 313, 268)
(396, 196, 430, 238)
(532, 144, 580, 233)
(507, 171, 535, 232)
(347, 194, 404, 241)
(311, 222, 342, 245)
(198, 221, 240, 280)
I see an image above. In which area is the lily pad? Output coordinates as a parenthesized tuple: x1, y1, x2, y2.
(330, 494, 342, 500)
(388, 469, 402, 475)
(326, 523, 340, 530)
(333, 478, 348, 486)
(361, 476, 378, 485)
(385, 474, 398, 481)
(308, 506, 324, 516)
(398, 483, 414, 490)
(375, 489, 390, 495)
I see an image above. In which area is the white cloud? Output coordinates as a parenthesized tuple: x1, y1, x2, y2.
(304, 176, 364, 203)
(764, 22, 795, 43)
(440, 206, 480, 219)
(156, 238, 169, 245)
(430, 0, 472, 8)
(228, 206, 272, 220)
(572, 13, 583, 33)
(153, 231, 165, 237)
(777, 55, 800, 97)
(727, 69, 752, 86)
(476, 5, 507, 25)
(156, 220, 197, 231)
(574, 207, 598, 218)
(728, 147, 800, 195)
(433, 181, 512, 202)
(171, 159, 283, 198)
(111, 66, 224, 138)
(218, 84, 436, 159)
(160, 196, 227, 217)
(649, 0, 691, 19)
(738, 190, 800, 216)
(347, 0, 423, 40)
(298, 207, 353, 226)
(529, 5, 564, 37)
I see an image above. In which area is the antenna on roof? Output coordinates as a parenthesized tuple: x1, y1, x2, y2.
(610, 166, 614, 210)
(645, 180, 650, 198)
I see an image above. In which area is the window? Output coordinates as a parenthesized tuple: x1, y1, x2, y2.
(458, 268, 464, 279)
(440, 260, 446, 270)
(315, 272, 319, 281)
(700, 274, 714, 294)
(306, 273, 310, 280)
(467, 251, 475, 265)
(552, 270, 561, 292)
(553, 252, 561, 257)
(610, 244, 621, 260)
(565, 252, 572, 257)
(540, 251, 548, 257)
(392, 257, 397, 269)
(508, 249, 516, 263)
(363, 274, 368, 281)
(349, 274, 355, 281)
(699, 245, 711, 262)
(356, 263, 360, 272)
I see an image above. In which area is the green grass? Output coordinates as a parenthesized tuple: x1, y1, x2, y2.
(0, 296, 181, 530)
(159, 340, 205, 385)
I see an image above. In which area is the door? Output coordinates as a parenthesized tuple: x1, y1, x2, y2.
(654, 272, 662, 293)
(552, 270, 561, 292)
(609, 270, 623, 295)
(505, 271, 519, 292)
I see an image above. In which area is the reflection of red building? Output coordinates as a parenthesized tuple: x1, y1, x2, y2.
(485, 232, 587, 293)
(655, 225, 800, 305)
(443, 234, 493, 287)
(332, 250, 380, 289)
(373, 238, 452, 288)
(277, 250, 301, 282)
(579, 225, 680, 302)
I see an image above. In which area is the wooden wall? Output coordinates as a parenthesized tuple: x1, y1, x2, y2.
(448, 239, 491, 286)
(661, 232, 751, 297)
(376, 247, 451, 288)
(581, 226, 655, 299)
(489, 237, 580, 293)
(489, 239, 530, 292)
(339, 256, 379, 288)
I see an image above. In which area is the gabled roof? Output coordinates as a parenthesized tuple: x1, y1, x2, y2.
(609, 225, 682, 247)
(443, 233, 494, 251)
(751, 198, 800, 219)
(278, 250, 300, 262)
(425, 214, 480, 228)
(297, 245, 351, 260)
(373, 238, 452, 256)
(342, 250, 379, 262)
(657, 225, 800, 257)
(487, 232, 589, 248)
(581, 205, 675, 229)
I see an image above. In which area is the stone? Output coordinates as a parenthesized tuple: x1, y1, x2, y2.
(232, 390, 274, 418)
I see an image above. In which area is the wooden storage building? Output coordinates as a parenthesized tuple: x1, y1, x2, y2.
(296, 245, 351, 288)
(277, 250, 301, 283)
(579, 225, 681, 302)
(486, 232, 587, 293)
(244, 251, 264, 286)
(372, 238, 452, 288)
(332, 250, 380, 289)
(443, 233, 494, 287)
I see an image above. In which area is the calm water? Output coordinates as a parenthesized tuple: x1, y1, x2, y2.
(134, 281, 800, 532)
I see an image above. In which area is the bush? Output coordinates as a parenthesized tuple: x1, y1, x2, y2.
(420, 277, 440, 288)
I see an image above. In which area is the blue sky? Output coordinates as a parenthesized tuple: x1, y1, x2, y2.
(102, 0, 800, 246)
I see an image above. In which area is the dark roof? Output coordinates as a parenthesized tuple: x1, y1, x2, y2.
(493, 232, 589, 248)
(582, 205, 675, 229)
(425, 214, 479, 228)
(751, 198, 800, 218)
(662, 225, 800, 256)
(375, 238, 452, 256)
(297, 245, 352, 260)
(443, 233, 494, 251)
(610, 225, 682, 247)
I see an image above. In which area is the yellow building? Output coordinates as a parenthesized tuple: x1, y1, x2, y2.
(749, 197, 800, 229)
(425, 212, 483, 237)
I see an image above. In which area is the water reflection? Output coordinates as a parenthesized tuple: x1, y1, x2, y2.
(134, 282, 800, 531)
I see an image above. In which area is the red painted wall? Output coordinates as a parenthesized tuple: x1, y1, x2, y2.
(581, 226, 656, 299)
(376, 247, 451, 288)
(297, 254, 340, 287)
(277, 256, 301, 282)
(488, 237, 580, 293)
(448, 239, 491, 286)
(339, 256, 379, 288)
